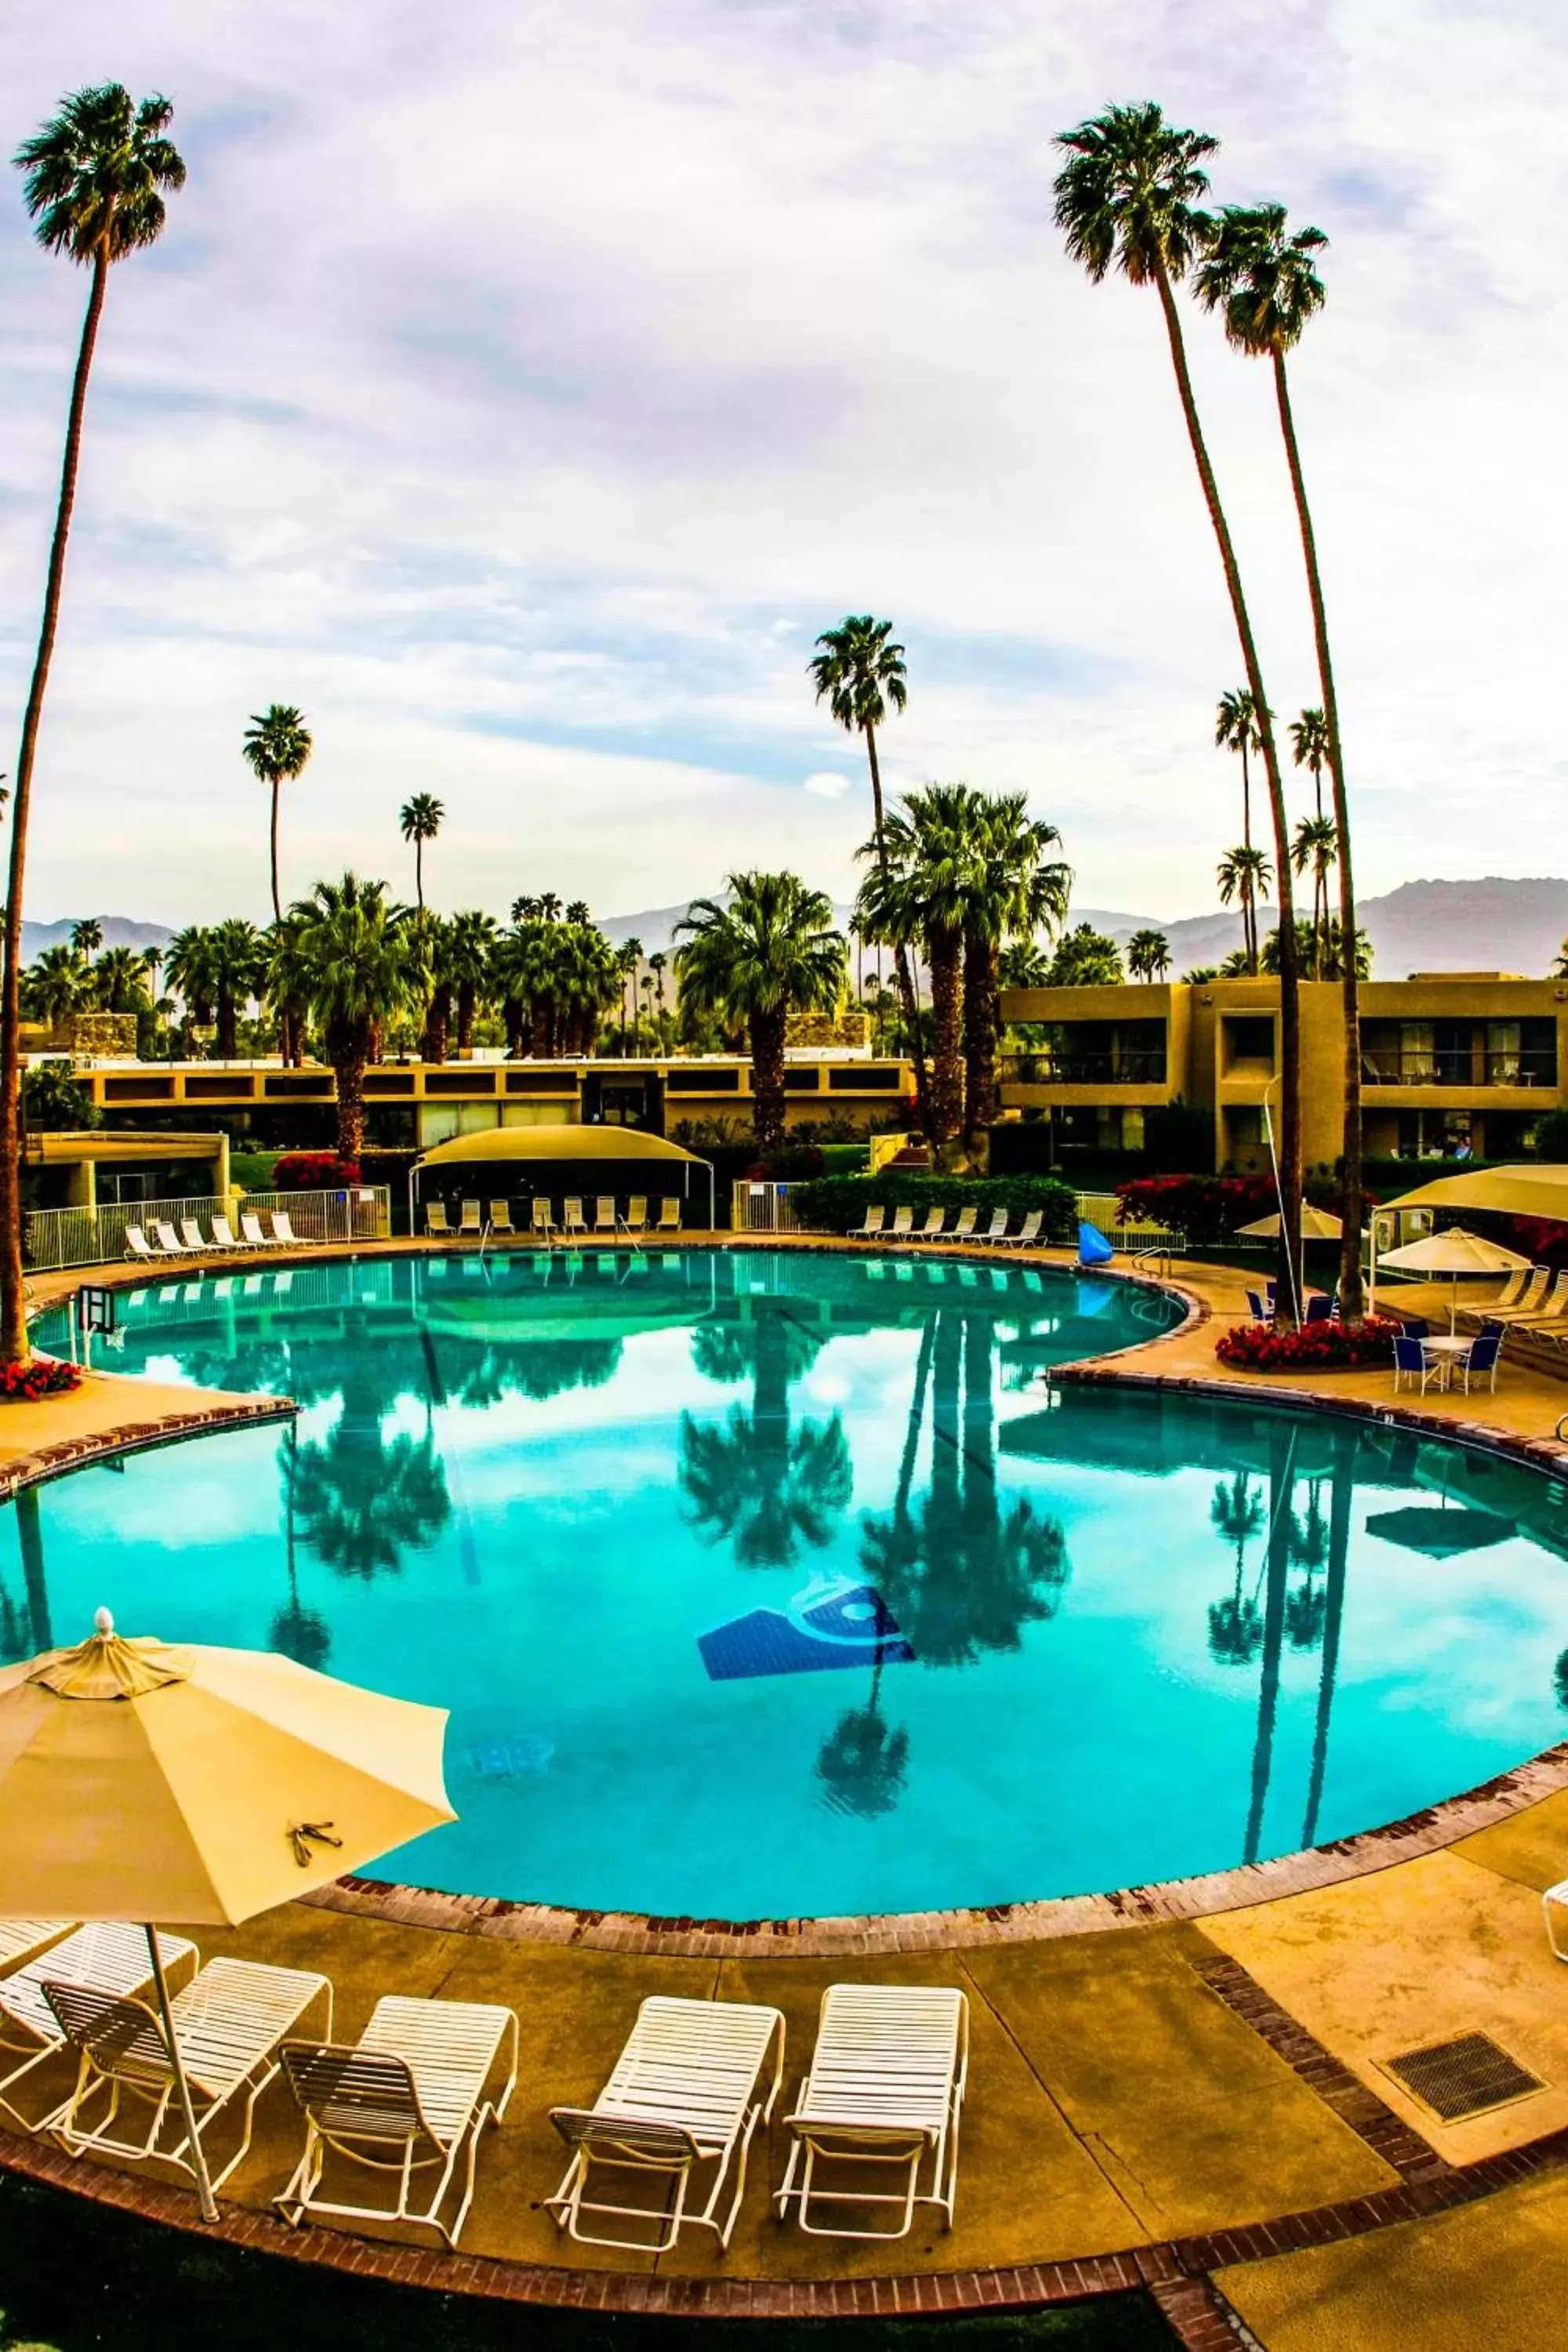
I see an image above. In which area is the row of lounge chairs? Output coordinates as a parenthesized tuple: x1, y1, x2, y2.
(1463, 1263, 1568, 1348)
(849, 1203, 1045, 1248)
(0, 1916, 967, 2252)
(425, 1195, 683, 1242)
(125, 1211, 298, 1262)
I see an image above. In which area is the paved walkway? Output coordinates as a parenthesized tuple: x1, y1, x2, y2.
(2, 1232, 1566, 2346)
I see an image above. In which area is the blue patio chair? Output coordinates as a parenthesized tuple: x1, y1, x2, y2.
(1392, 1334, 1440, 1395)
(1246, 1290, 1271, 1323)
(1456, 1329, 1502, 1394)
(1304, 1295, 1334, 1324)
(1397, 1315, 1430, 1339)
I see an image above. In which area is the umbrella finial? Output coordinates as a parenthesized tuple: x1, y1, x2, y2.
(94, 1607, 114, 1639)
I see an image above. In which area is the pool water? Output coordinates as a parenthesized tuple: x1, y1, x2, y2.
(20, 1250, 1568, 1920)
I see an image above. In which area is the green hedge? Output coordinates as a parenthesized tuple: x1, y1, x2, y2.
(789, 1171, 1078, 1240)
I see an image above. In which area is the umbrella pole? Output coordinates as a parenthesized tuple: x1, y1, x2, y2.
(144, 1924, 220, 2224)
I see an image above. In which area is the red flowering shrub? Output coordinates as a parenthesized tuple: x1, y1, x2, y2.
(1215, 1316, 1404, 1373)
(1119, 1172, 1365, 1245)
(270, 1152, 361, 1192)
(0, 1354, 82, 1403)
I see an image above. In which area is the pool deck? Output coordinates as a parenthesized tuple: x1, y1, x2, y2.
(5, 1233, 1568, 2349)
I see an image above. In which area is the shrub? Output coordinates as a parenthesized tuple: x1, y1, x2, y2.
(269, 1151, 361, 1192)
(788, 1171, 1078, 1240)
(1119, 1172, 1349, 1245)
(1214, 1316, 1404, 1373)
(0, 1355, 82, 1402)
(22, 1062, 99, 1133)
(753, 1142, 825, 1183)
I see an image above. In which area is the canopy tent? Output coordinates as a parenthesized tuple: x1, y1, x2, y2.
(411, 1123, 715, 1231)
(1382, 1163, 1568, 1222)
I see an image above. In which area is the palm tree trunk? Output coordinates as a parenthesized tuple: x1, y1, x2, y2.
(1241, 738, 1251, 853)
(750, 1005, 787, 1155)
(457, 982, 475, 1051)
(962, 925, 999, 1144)
(1152, 261, 1303, 1324)
(1244, 1427, 1295, 1865)
(1273, 350, 1363, 1323)
(0, 242, 111, 1367)
(217, 989, 238, 1062)
(926, 925, 964, 1145)
(864, 722, 930, 1128)
(416, 840, 423, 918)
(330, 1037, 367, 1160)
(1302, 1426, 1353, 1847)
(269, 778, 282, 925)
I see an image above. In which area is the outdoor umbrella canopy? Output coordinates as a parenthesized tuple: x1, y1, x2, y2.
(1236, 1204, 1345, 1241)
(0, 1610, 452, 2218)
(1376, 1227, 1533, 1332)
(1365, 1505, 1518, 1558)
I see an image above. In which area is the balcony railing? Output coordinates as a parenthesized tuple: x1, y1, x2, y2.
(1361, 1050, 1558, 1090)
(1000, 1051, 1168, 1087)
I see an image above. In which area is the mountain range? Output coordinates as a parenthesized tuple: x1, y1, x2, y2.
(27, 878, 1568, 982)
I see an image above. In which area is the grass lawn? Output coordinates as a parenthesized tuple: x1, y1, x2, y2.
(0, 2176, 1174, 2351)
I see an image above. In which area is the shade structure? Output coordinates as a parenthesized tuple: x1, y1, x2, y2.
(1236, 1204, 1345, 1241)
(1376, 1226, 1532, 1331)
(0, 1610, 452, 2219)
(1366, 1506, 1517, 1558)
(412, 1122, 715, 1229)
(1382, 1163, 1568, 1223)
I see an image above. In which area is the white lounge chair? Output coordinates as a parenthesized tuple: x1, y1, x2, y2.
(1505, 1272, 1568, 1331)
(0, 1923, 195, 2132)
(775, 1984, 969, 2241)
(151, 1221, 187, 1258)
(270, 1210, 298, 1246)
(546, 1995, 785, 2254)
(458, 1200, 482, 1239)
(488, 1200, 516, 1238)
(278, 1995, 518, 2250)
(239, 1213, 278, 1250)
(909, 1208, 946, 1243)
(975, 1209, 1008, 1246)
(1486, 1268, 1550, 1324)
(178, 1219, 206, 1254)
(425, 1202, 453, 1238)
(996, 1210, 1044, 1250)
(849, 1205, 886, 1240)
(530, 1197, 556, 1243)
(887, 1207, 914, 1241)
(593, 1196, 618, 1237)
(124, 1226, 158, 1263)
(46, 1955, 332, 2196)
(562, 1196, 589, 1242)
(0, 1919, 72, 1973)
(209, 1217, 242, 1251)
(620, 1196, 648, 1240)
(656, 1197, 681, 1234)
(949, 1207, 978, 1242)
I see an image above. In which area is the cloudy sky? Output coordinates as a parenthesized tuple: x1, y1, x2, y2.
(2, 1, 1564, 930)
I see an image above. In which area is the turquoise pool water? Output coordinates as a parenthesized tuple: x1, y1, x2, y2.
(19, 1250, 1568, 1920)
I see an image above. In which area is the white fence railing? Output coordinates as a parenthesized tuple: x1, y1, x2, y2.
(731, 1181, 803, 1234)
(24, 1185, 391, 1272)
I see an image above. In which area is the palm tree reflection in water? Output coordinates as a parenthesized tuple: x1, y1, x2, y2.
(289, 1336, 452, 1583)
(272, 1425, 332, 1669)
(679, 1307, 851, 1570)
(1208, 1472, 1265, 1664)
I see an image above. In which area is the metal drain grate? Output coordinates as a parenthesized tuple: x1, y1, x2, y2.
(1380, 2033, 1545, 2122)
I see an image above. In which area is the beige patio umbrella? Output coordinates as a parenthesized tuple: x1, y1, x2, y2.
(0, 1609, 453, 2221)
(1375, 1226, 1532, 1332)
(1236, 1203, 1345, 1241)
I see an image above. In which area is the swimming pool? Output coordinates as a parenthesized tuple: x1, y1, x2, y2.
(19, 1249, 1568, 1921)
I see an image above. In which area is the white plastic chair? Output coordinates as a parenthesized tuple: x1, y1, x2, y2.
(270, 1210, 298, 1246)
(124, 1227, 157, 1262)
(278, 1995, 517, 2250)
(976, 1210, 1008, 1245)
(0, 1923, 195, 2132)
(240, 1213, 278, 1250)
(850, 1206, 886, 1240)
(620, 1196, 648, 1239)
(887, 1207, 914, 1241)
(996, 1210, 1044, 1250)
(562, 1198, 589, 1241)
(209, 1217, 241, 1250)
(488, 1200, 516, 1237)
(656, 1197, 681, 1233)
(47, 1955, 331, 2196)
(950, 1207, 978, 1241)
(425, 1202, 452, 1238)
(178, 1219, 206, 1254)
(909, 1208, 946, 1243)
(776, 1984, 968, 2240)
(546, 1996, 785, 2253)
(530, 1198, 556, 1243)
(151, 1222, 186, 1258)
(458, 1200, 482, 1239)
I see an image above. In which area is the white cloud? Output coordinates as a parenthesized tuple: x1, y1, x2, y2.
(2, 2, 1568, 927)
(804, 771, 852, 800)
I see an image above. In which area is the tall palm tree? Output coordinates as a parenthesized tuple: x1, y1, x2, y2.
(89, 943, 152, 1016)
(1054, 105, 1304, 1322)
(286, 873, 411, 1159)
(1126, 927, 1171, 982)
(164, 924, 219, 1051)
(243, 704, 314, 924)
(676, 873, 846, 1154)
(1196, 205, 1360, 1323)
(809, 617, 930, 1126)
(397, 793, 444, 916)
(960, 791, 1071, 1142)
(564, 899, 590, 926)
(856, 788, 972, 1145)
(1215, 688, 1263, 851)
(2, 86, 185, 1369)
(648, 950, 668, 1040)
(70, 918, 102, 966)
(1291, 815, 1338, 980)
(20, 944, 85, 1027)
(1290, 707, 1330, 818)
(615, 938, 641, 1056)
(1216, 845, 1271, 973)
(263, 913, 310, 1068)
